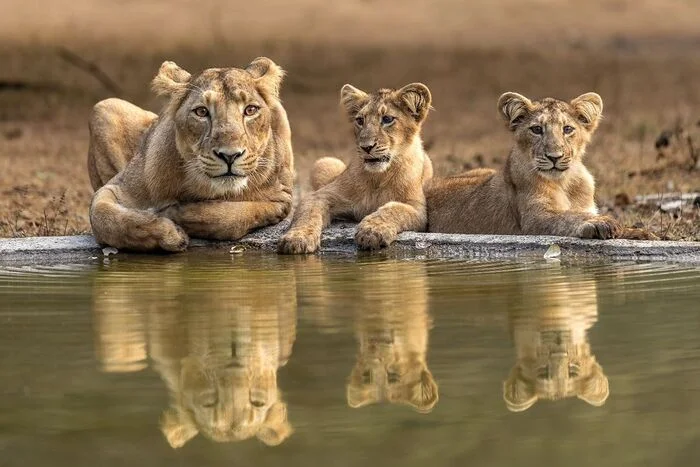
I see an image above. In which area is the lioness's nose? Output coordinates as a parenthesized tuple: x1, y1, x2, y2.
(361, 143, 376, 154)
(213, 149, 246, 164)
(545, 152, 563, 163)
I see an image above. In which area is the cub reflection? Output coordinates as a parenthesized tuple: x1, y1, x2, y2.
(92, 259, 296, 447)
(504, 267, 609, 412)
(346, 261, 438, 413)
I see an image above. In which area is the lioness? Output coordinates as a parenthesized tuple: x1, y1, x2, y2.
(427, 92, 621, 239)
(88, 57, 293, 252)
(278, 83, 433, 253)
(503, 268, 608, 412)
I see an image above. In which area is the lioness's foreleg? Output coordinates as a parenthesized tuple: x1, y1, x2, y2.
(160, 199, 291, 240)
(355, 201, 427, 250)
(90, 185, 189, 251)
(278, 189, 351, 254)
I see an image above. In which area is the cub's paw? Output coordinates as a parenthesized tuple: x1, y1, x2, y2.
(355, 222, 397, 251)
(578, 216, 622, 240)
(278, 229, 320, 254)
(157, 218, 190, 252)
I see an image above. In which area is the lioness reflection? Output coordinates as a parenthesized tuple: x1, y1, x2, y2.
(504, 266, 609, 412)
(345, 261, 439, 413)
(92, 258, 296, 447)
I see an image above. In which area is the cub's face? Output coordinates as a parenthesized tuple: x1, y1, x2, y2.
(151, 58, 285, 193)
(498, 92, 604, 179)
(340, 83, 432, 173)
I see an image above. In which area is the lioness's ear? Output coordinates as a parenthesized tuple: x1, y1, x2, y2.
(571, 92, 604, 131)
(346, 381, 378, 408)
(408, 369, 439, 413)
(397, 83, 432, 123)
(577, 361, 609, 407)
(246, 57, 285, 100)
(503, 366, 537, 412)
(160, 407, 198, 448)
(498, 92, 533, 131)
(151, 61, 191, 97)
(340, 84, 370, 118)
(257, 401, 293, 446)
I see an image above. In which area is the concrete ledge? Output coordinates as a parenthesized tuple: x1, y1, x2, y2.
(1, 220, 700, 265)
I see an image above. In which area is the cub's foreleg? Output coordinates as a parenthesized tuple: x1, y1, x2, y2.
(355, 200, 427, 250)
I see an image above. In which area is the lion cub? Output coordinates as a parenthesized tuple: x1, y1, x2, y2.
(427, 92, 621, 239)
(278, 83, 433, 253)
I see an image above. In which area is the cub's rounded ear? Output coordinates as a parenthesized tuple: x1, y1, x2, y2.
(503, 366, 537, 412)
(257, 401, 293, 446)
(151, 61, 191, 97)
(498, 92, 533, 131)
(160, 407, 198, 448)
(340, 84, 369, 118)
(571, 92, 604, 131)
(408, 369, 439, 413)
(397, 83, 433, 123)
(577, 361, 609, 407)
(246, 56, 285, 100)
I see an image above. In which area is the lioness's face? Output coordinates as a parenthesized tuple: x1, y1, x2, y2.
(151, 58, 285, 193)
(340, 83, 432, 173)
(498, 92, 604, 179)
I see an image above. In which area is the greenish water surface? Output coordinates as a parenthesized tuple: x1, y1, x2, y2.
(0, 252, 699, 466)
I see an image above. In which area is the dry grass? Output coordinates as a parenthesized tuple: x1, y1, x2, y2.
(1, 0, 698, 240)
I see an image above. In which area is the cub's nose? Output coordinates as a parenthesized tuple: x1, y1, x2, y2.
(213, 149, 246, 164)
(545, 152, 563, 164)
(361, 143, 376, 154)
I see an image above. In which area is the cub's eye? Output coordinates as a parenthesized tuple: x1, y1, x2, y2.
(193, 106, 209, 118)
(563, 125, 575, 135)
(387, 372, 400, 383)
(355, 116, 365, 126)
(361, 370, 371, 384)
(381, 115, 395, 125)
(530, 125, 543, 135)
(244, 105, 259, 116)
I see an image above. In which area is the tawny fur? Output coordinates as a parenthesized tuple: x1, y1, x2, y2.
(427, 92, 623, 239)
(88, 57, 294, 252)
(278, 83, 434, 253)
(503, 267, 608, 412)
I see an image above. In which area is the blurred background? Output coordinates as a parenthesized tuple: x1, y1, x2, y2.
(1, 0, 698, 239)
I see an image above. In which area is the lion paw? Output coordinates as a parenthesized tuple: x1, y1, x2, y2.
(278, 229, 320, 254)
(157, 218, 190, 252)
(578, 216, 621, 240)
(355, 222, 397, 250)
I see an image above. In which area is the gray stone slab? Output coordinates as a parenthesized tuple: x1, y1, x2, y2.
(1, 220, 700, 265)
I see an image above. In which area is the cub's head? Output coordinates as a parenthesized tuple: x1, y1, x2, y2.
(160, 357, 292, 448)
(503, 336, 609, 412)
(152, 57, 285, 194)
(346, 341, 438, 413)
(340, 83, 432, 172)
(498, 92, 604, 179)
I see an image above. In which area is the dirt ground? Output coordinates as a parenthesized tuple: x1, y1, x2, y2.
(1, 0, 698, 240)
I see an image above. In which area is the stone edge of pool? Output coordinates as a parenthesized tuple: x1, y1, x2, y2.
(1, 220, 700, 265)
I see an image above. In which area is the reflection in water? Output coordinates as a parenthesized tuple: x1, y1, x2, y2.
(92, 259, 296, 447)
(503, 265, 608, 412)
(345, 261, 439, 413)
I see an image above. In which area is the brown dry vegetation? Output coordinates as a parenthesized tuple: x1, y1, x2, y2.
(1, 0, 699, 240)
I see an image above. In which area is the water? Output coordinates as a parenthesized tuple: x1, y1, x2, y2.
(1, 252, 699, 466)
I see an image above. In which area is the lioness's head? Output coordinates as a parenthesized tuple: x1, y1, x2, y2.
(160, 357, 292, 447)
(340, 83, 432, 172)
(346, 340, 439, 413)
(498, 92, 603, 179)
(151, 57, 285, 194)
(503, 334, 609, 412)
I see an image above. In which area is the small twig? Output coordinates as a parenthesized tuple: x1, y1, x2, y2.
(57, 47, 122, 96)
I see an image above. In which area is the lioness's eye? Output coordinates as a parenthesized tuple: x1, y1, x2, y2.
(355, 116, 365, 126)
(381, 115, 395, 125)
(244, 105, 259, 116)
(530, 125, 543, 135)
(193, 106, 209, 118)
(563, 125, 575, 135)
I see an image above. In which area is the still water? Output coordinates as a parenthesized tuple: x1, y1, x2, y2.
(0, 252, 699, 466)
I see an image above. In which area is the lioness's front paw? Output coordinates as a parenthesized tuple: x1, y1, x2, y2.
(578, 216, 621, 240)
(157, 218, 190, 252)
(355, 222, 397, 250)
(277, 229, 320, 254)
